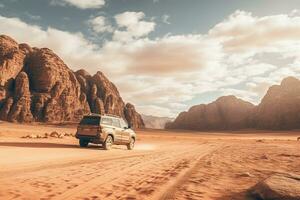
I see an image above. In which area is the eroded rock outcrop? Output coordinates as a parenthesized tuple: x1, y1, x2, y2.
(124, 103, 145, 128)
(74, 70, 144, 128)
(250, 173, 300, 200)
(166, 96, 255, 130)
(8, 72, 33, 122)
(0, 35, 26, 110)
(254, 77, 300, 130)
(0, 35, 144, 128)
(167, 77, 300, 131)
(0, 35, 25, 87)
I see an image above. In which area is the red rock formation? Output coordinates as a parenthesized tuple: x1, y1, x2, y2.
(74, 70, 144, 128)
(23, 47, 91, 122)
(8, 72, 33, 122)
(168, 77, 300, 131)
(0, 97, 13, 120)
(254, 77, 300, 130)
(0, 35, 144, 128)
(124, 103, 145, 128)
(0, 35, 25, 87)
(166, 96, 255, 130)
(92, 71, 126, 117)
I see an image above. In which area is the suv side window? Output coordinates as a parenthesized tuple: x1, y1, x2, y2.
(120, 119, 128, 129)
(112, 118, 121, 128)
(101, 117, 113, 126)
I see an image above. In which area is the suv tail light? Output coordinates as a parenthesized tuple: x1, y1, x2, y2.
(96, 126, 102, 138)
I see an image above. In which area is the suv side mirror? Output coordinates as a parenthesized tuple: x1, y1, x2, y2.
(124, 126, 131, 129)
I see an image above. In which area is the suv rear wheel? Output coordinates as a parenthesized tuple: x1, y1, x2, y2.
(103, 135, 113, 150)
(79, 139, 89, 147)
(127, 138, 135, 150)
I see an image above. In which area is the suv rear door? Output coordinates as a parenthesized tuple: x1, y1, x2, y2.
(78, 116, 101, 136)
(111, 118, 123, 143)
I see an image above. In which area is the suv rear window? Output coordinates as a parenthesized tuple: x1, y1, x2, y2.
(80, 116, 101, 125)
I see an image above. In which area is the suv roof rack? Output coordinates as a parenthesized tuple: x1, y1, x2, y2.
(88, 113, 101, 116)
(104, 114, 121, 118)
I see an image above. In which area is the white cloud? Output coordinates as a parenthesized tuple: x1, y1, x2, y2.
(51, 0, 105, 9)
(210, 10, 300, 54)
(114, 12, 155, 41)
(162, 14, 170, 24)
(136, 105, 175, 118)
(112, 30, 134, 42)
(231, 63, 277, 77)
(105, 35, 223, 75)
(87, 16, 113, 33)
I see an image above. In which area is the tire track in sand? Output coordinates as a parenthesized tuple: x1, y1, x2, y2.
(0, 152, 154, 180)
(154, 145, 223, 200)
(0, 143, 221, 200)
(54, 144, 220, 200)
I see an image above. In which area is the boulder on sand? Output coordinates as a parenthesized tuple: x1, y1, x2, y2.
(22, 134, 37, 139)
(49, 131, 60, 138)
(63, 133, 72, 137)
(250, 173, 300, 200)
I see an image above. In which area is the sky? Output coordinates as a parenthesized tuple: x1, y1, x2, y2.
(1, 0, 300, 117)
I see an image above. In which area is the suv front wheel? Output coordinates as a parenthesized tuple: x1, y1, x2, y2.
(127, 138, 135, 150)
(103, 135, 113, 150)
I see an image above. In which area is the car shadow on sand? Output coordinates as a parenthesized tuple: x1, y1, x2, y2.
(0, 142, 106, 150)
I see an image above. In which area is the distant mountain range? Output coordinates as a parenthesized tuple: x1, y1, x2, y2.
(0, 35, 144, 128)
(166, 77, 300, 130)
(142, 114, 173, 129)
(3, 34, 300, 131)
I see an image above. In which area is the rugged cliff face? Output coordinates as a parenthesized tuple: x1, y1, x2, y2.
(0, 35, 144, 128)
(253, 77, 300, 130)
(167, 77, 300, 131)
(166, 96, 255, 130)
(124, 103, 145, 129)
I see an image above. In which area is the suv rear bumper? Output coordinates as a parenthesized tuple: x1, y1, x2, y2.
(75, 132, 104, 143)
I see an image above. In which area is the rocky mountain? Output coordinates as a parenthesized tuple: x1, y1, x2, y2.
(166, 96, 255, 130)
(141, 114, 173, 129)
(0, 35, 144, 128)
(253, 77, 300, 130)
(167, 77, 300, 131)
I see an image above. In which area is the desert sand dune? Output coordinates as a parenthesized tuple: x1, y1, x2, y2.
(0, 122, 299, 200)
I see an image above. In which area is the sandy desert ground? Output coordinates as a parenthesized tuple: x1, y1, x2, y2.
(0, 122, 299, 200)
